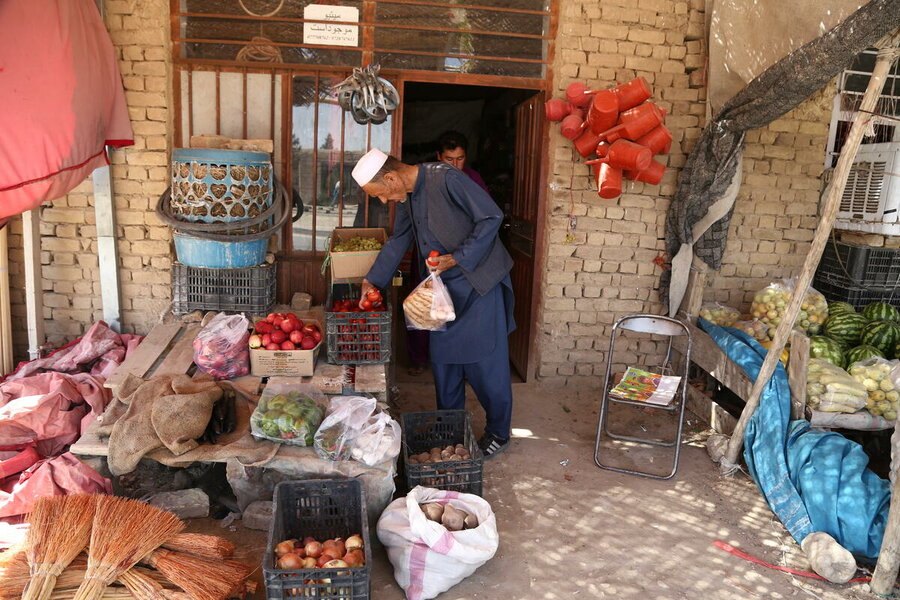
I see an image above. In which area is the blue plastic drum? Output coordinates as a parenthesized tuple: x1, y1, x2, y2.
(173, 232, 269, 269)
(170, 148, 273, 225)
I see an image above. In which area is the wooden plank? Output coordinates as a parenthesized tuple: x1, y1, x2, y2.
(788, 330, 810, 420)
(104, 323, 183, 390)
(153, 325, 200, 378)
(674, 323, 754, 400)
(0, 226, 13, 374)
(22, 210, 43, 360)
(680, 259, 708, 322)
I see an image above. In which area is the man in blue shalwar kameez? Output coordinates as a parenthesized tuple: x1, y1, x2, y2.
(351, 148, 515, 458)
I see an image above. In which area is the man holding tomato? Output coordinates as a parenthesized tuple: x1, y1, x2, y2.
(351, 148, 515, 459)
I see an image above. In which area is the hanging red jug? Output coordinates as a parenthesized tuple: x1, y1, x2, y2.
(593, 163, 622, 199)
(625, 159, 666, 185)
(560, 114, 585, 140)
(565, 82, 592, 108)
(635, 125, 672, 155)
(587, 90, 619, 135)
(611, 77, 652, 111)
(598, 102, 663, 143)
(587, 139, 652, 171)
(574, 128, 602, 158)
(545, 98, 570, 122)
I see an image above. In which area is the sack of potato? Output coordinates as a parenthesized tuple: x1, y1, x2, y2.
(403, 272, 456, 331)
(847, 356, 900, 420)
(750, 279, 828, 336)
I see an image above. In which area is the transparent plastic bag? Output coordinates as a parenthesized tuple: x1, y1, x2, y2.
(314, 396, 377, 461)
(733, 318, 771, 343)
(350, 412, 401, 466)
(403, 272, 456, 332)
(192, 312, 250, 380)
(249, 378, 326, 445)
(750, 278, 828, 336)
(806, 358, 867, 413)
(849, 357, 900, 420)
(699, 302, 740, 327)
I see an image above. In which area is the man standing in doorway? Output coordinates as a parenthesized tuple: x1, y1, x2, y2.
(435, 130, 490, 194)
(352, 148, 515, 458)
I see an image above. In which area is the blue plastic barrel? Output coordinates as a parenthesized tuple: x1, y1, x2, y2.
(170, 148, 273, 225)
(173, 232, 269, 269)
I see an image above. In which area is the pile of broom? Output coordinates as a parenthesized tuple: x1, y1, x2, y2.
(0, 494, 254, 600)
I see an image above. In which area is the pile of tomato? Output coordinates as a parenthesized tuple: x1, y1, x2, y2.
(328, 288, 387, 362)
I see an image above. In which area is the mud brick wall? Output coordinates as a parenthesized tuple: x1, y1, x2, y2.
(6, 0, 172, 360)
(538, 0, 833, 385)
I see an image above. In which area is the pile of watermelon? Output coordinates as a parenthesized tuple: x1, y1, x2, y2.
(812, 301, 900, 369)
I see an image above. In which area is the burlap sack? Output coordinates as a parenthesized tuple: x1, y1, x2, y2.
(151, 375, 221, 456)
(106, 375, 175, 475)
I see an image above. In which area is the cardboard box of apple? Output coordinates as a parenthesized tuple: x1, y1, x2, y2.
(249, 313, 322, 352)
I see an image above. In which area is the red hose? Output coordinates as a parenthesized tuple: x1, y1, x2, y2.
(713, 540, 871, 584)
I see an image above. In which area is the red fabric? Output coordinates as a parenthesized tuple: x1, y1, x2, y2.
(0, 453, 111, 521)
(0, 372, 110, 456)
(0, 0, 133, 219)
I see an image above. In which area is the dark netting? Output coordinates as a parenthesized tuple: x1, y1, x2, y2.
(662, 0, 900, 306)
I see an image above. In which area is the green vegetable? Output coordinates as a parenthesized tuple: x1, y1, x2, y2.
(333, 236, 383, 252)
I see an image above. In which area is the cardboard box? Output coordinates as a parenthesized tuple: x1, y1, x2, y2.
(249, 319, 323, 377)
(329, 227, 387, 280)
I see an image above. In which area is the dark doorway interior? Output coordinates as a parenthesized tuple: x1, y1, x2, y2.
(395, 82, 540, 382)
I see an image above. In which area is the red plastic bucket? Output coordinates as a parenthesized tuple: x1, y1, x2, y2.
(625, 159, 666, 185)
(561, 114, 585, 140)
(612, 77, 651, 111)
(600, 103, 663, 143)
(636, 125, 672, 155)
(574, 128, 602, 158)
(587, 90, 619, 134)
(545, 98, 570, 121)
(593, 163, 623, 199)
(566, 82, 592, 108)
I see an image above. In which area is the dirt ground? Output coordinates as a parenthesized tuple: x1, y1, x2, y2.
(193, 379, 875, 600)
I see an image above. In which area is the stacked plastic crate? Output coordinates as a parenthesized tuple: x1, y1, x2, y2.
(814, 240, 900, 310)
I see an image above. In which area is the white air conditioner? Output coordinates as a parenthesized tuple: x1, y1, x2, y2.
(830, 142, 900, 235)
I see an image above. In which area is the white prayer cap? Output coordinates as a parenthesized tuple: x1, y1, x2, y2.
(351, 148, 389, 187)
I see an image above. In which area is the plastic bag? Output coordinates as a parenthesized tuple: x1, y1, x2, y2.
(377, 486, 499, 600)
(750, 279, 828, 336)
(733, 318, 771, 343)
(192, 313, 250, 380)
(249, 378, 326, 445)
(849, 356, 900, 420)
(350, 412, 401, 466)
(806, 358, 867, 413)
(403, 272, 456, 332)
(699, 302, 740, 327)
(314, 396, 377, 461)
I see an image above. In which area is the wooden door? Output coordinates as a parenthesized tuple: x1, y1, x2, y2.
(507, 92, 544, 380)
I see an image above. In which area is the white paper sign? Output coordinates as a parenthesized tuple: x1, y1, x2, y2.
(303, 5, 359, 47)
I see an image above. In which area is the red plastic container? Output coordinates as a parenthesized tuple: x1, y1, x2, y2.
(599, 103, 663, 143)
(611, 77, 652, 111)
(574, 128, 602, 158)
(560, 114, 585, 140)
(625, 159, 666, 185)
(593, 163, 622, 199)
(587, 139, 652, 171)
(587, 90, 619, 134)
(545, 98, 570, 122)
(635, 125, 672, 155)
(565, 82, 592, 108)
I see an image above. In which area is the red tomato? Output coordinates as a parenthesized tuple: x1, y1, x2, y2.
(361, 299, 372, 310)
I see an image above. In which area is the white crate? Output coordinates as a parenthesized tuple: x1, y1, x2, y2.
(831, 142, 900, 235)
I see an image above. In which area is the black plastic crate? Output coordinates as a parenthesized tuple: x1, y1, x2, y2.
(402, 410, 484, 496)
(325, 283, 391, 365)
(171, 262, 275, 314)
(813, 273, 900, 311)
(264, 479, 372, 600)
(817, 241, 900, 287)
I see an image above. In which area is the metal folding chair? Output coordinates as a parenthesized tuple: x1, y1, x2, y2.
(593, 314, 692, 480)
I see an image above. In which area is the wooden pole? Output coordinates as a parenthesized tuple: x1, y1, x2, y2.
(720, 39, 899, 472)
(22, 210, 44, 361)
(873, 473, 900, 593)
(0, 224, 13, 374)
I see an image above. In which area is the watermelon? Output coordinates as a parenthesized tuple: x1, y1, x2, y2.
(809, 336, 846, 368)
(827, 301, 855, 316)
(860, 320, 900, 355)
(824, 312, 867, 346)
(846, 345, 885, 365)
(862, 301, 899, 322)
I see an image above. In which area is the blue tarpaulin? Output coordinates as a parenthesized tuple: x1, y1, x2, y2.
(698, 318, 891, 558)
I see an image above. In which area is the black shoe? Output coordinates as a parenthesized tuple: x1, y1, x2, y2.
(477, 433, 509, 460)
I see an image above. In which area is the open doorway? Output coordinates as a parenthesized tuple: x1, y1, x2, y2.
(395, 81, 543, 382)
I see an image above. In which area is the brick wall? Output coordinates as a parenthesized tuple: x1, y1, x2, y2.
(538, 0, 833, 385)
(7, 0, 172, 361)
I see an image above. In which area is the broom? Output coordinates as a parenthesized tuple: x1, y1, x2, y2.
(144, 548, 252, 600)
(72, 496, 184, 600)
(161, 533, 234, 559)
(22, 494, 96, 600)
(118, 567, 172, 600)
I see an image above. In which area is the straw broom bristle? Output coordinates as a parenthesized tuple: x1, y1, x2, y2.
(23, 494, 96, 600)
(72, 496, 184, 600)
(161, 533, 235, 559)
(48, 587, 135, 600)
(118, 567, 171, 600)
(145, 549, 251, 600)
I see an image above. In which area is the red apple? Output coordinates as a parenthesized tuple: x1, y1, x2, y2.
(265, 312, 278, 323)
(261, 333, 272, 347)
(286, 313, 299, 322)
(273, 315, 284, 328)
(290, 330, 304, 344)
(301, 336, 317, 350)
(265, 342, 280, 350)
(311, 329, 322, 343)
(301, 324, 317, 335)
(248, 334, 262, 349)
(280, 319, 297, 333)
(270, 329, 287, 344)
(280, 341, 296, 350)
(255, 321, 273, 334)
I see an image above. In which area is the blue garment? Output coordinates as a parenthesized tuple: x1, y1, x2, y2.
(699, 318, 890, 558)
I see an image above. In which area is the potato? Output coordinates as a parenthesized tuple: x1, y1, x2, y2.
(420, 502, 444, 522)
(463, 512, 479, 530)
(441, 504, 465, 531)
